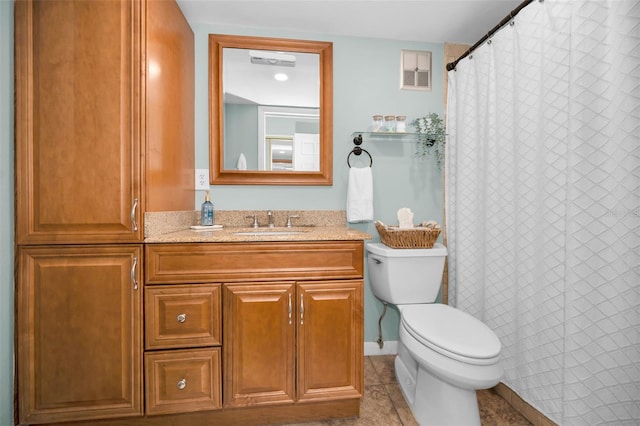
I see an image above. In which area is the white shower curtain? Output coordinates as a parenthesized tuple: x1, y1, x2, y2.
(446, 1, 639, 424)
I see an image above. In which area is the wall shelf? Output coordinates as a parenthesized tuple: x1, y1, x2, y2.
(351, 132, 422, 143)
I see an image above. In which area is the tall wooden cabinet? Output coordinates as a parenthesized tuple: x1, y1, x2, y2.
(14, 0, 194, 424)
(16, 246, 143, 424)
(15, 0, 143, 245)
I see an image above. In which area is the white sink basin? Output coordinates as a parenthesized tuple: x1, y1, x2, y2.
(233, 230, 305, 236)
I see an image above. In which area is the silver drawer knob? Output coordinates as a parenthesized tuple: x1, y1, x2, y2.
(177, 313, 186, 323)
(177, 378, 186, 390)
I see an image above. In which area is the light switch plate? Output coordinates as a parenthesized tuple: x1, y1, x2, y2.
(195, 169, 209, 190)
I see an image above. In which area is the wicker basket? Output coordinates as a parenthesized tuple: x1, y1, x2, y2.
(375, 220, 441, 249)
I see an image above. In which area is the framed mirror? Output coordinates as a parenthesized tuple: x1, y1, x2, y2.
(209, 34, 333, 185)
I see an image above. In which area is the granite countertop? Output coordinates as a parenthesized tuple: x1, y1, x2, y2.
(144, 210, 372, 243)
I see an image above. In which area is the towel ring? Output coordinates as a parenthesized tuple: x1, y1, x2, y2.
(347, 147, 373, 168)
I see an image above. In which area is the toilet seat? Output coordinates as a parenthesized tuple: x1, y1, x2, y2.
(401, 304, 501, 366)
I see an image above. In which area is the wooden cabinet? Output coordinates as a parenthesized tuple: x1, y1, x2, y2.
(297, 281, 363, 402)
(15, 0, 143, 244)
(14, 0, 194, 424)
(223, 280, 363, 407)
(145, 241, 365, 423)
(16, 245, 143, 424)
(144, 284, 223, 414)
(223, 282, 296, 407)
(14, 0, 194, 245)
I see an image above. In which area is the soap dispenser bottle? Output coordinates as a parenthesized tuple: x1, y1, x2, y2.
(201, 191, 214, 226)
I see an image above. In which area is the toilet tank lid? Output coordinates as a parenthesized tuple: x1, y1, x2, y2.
(366, 242, 447, 257)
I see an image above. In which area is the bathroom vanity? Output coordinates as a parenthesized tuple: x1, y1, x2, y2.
(145, 239, 364, 417)
(141, 224, 369, 424)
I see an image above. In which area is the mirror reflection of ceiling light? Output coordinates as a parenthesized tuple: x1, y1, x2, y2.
(249, 50, 296, 67)
(274, 73, 289, 82)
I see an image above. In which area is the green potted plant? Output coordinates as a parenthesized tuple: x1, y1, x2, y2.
(412, 112, 446, 169)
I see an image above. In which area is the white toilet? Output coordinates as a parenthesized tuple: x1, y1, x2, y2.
(366, 243, 503, 426)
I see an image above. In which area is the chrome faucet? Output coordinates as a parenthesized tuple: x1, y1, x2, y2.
(286, 214, 300, 228)
(267, 210, 275, 228)
(245, 214, 259, 228)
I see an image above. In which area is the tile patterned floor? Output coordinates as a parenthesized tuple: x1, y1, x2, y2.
(285, 355, 531, 425)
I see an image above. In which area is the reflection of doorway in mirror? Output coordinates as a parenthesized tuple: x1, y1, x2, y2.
(294, 133, 319, 171)
(258, 106, 319, 171)
(267, 137, 293, 171)
(266, 134, 319, 171)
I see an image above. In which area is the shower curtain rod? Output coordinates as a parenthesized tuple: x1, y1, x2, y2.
(446, 0, 534, 71)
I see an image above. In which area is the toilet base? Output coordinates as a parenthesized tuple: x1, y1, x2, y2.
(395, 354, 481, 426)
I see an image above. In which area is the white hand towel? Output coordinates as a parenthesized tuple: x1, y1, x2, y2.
(347, 166, 373, 223)
(237, 153, 247, 170)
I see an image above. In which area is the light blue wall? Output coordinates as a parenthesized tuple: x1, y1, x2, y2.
(1, 1, 14, 423)
(192, 23, 445, 347)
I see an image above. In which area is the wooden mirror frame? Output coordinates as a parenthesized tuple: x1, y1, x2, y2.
(209, 34, 333, 185)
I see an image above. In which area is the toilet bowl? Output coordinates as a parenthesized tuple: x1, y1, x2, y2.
(366, 243, 503, 426)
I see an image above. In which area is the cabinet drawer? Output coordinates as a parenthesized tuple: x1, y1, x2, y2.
(145, 241, 364, 284)
(145, 348, 221, 415)
(145, 284, 221, 350)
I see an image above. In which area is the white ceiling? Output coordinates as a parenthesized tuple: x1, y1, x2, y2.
(176, 0, 524, 44)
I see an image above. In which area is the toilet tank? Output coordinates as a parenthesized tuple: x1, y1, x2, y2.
(366, 243, 447, 304)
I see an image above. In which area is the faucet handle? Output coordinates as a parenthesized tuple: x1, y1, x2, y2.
(245, 215, 259, 228)
(286, 214, 300, 228)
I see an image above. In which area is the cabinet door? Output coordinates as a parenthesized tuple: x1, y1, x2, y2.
(17, 245, 143, 424)
(15, 0, 143, 244)
(223, 282, 296, 407)
(297, 280, 364, 401)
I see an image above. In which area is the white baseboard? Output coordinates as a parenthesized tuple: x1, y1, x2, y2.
(364, 340, 398, 356)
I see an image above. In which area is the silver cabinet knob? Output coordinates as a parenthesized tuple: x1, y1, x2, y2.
(177, 313, 187, 323)
(177, 378, 186, 390)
